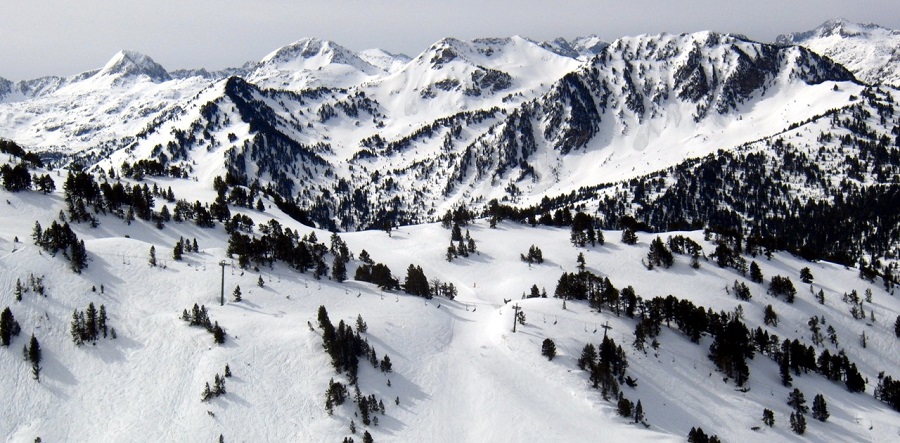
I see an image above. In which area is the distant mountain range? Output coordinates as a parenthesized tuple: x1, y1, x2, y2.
(0, 20, 896, 242)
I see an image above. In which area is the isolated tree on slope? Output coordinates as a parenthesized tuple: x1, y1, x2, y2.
(787, 388, 808, 414)
(790, 412, 806, 435)
(0, 307, 22, 346)
(541, 338, 557, 360)
(800, 267, 814, 284)
(173, 241, 183, 260)
(621, 228, 638, 245)
(14, 278, 23, 302)
(749, 261, 763, 284)
(28, 334, 41, 381)
(812, 393, 829, 421)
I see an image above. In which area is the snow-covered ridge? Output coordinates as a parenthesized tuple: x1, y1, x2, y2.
(776, 18, 900, 86)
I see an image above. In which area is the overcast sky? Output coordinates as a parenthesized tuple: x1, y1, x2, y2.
(2, 0, 899, 81)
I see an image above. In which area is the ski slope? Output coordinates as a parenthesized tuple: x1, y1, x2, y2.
(0, 166, 898, 442)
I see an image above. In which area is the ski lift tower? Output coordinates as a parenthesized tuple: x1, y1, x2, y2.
(218, 260, 227, 306)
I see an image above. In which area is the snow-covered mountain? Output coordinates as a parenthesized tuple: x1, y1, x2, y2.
(776, 18, 900, 86)
(1, 144, 899, 442)
(0, 50, 210, 157)
(245, 38, 389, 90)
(0, 23, 894, 238)
(0, 19, 899, 442)
(91, 30, 858, 234)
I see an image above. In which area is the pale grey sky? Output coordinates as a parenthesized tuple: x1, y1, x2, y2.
(1, 0, 899, 81)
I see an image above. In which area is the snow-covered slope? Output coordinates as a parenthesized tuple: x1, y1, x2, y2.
(0, 51, 209, 156)
(358, 49, 411, 74)
(75, 30, 861, 235)
(0, 153, 898, 442)
(776, 18, 900, 86)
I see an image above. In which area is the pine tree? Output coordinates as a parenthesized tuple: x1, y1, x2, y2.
(148, 246, 157, 267)
(233, 286, 242, 302)
(894, 315, 900, 338)
(362, 431, 373, 443)
(541, 338, 557, 360)
(98, 305, 108, 338)
(687, 427, 708, 443)
(812, 393, 829, 421)
(577, 343, 597, 370)
(356, 315, 368, 333)
(617, 395, 633, 417)
(790, 411, 806, 435)
(380, 355, 392, 373)
(634, 399, 644, 423)
(779, 353, 793, 387)
(71, 310, 85, 345)
(325, 395, 334, 415)
(332, 255, 348, 282)
(32, 221, 42, 245)
(257, 275, 265, 288)
(202, 382, 212, 401)
(0, 307, 22, 346)
(647, 236, 674, 268)
(787, 388, 808, 414)
(800, 267, 814, 283)
(621, 228, 638, 245)
(466, 230, 476, 254)
(214, 373, 226, 395)
(633, 322, 646, 351)
(212, 322, 226, 344)
(28, 334, 41, 381)
(86, 302, 98, 341)
(749, 261, 763, 283)
(70, 240, 88, 273)
(762, 408, 774, 427)
(14, 278, 23, 302)
(769, 275, 796, 302)
(173, 241, 183, 260)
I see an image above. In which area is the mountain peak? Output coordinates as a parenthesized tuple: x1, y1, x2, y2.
(260, 38, 375, 72)
(776, 18, 897, 45)
(816, 18, 892, 38)
(97, 50, 171, 82)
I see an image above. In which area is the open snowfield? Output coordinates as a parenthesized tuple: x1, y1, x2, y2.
(1, 170, 898, 442)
